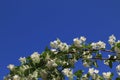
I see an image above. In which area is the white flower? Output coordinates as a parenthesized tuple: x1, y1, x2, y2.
(63, 61, 69, 65)
(13, 75, 20, 80)
(80, 36, 86, 42)
(89, 68, 94, 75)
(51, 49, 57, 52)
(116, 64, 120, 71)
(102, 72, 111, 79)
(97, 41, 106, 49)
(94, 69, 99, 74)
(108, 55, 111, 58)
(32, 71, 38, 78)
(109, 34, 116, 40)
(83, 61, 90, 67)
(7, 64, 15, 71)
(114, 46, 120, 53)
(108, 34, 116, 46)
(31, 52, 40, 63)
(117, 72, 120, 76)
(73, 36, 86, 47)
(88, 68, 99, 79)
(58, 43, 69, 51)
(62, 68, 73, 78)
(88, 68, 99, 75)
(51, 49, 58, 54)
(91, 41, 106, 49)
(73, 38, 82, 47)
(20, 65, 30, 72)
(83, 51, 92, 59)
(50, 39, 69, 51)
(81, 74, 88, 80)
(40, 70, 48, 79)
(104, 60, 109, 65)
(46, 59, 57, 68)
(50, 39, 61, 49)
(114, 46, 120, 59)
(91, 42, 97, 49)
(19, 57, 26, 64)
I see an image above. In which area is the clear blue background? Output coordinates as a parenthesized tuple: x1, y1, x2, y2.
(0, 0, 120, 79)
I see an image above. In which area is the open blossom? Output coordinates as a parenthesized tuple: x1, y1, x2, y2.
(40, 70, 48, 79)
(114, 46, 120, 59)
(83, 51, 92, 59)
(83, 61, 91, 67)
(91, 41, 106, 49)
(32, 71, 38, 78)
(88, 68, 99, 79)
(62, 68, 73, 78)
(81, 74, 89, 80)
(116, 64, 120, 76)
(7, 64, 15, 71)
(46, 59, 57, 68)
(73, 36, 86, 47)
(51, 49, 58, 54)
(19, 57, 26, 64)
(20, 65, 30, 72)
(117, 72, 120, 76)
(58, 43, 69, 51)
(108, 34, 116, 46)
(89, 68, 99, 75)
(91, 42, 96, 49)
(104, 60, 109, 65)
(115, 46, 120, 53)
(116, 64, 120, 71)
(50, 39, 61, 49)
(30, 52, 40, 63)
(50, 39, 69, 51)
(89, 68, 94, 75)
(13, 75, 20, 80)
(102, 72, 111, 79)
(80, 36, 86, 42)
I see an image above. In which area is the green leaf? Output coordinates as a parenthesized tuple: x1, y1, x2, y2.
(109, 61, 113, 68)
(74, 70, 83, 78)
(109, 55, 116, 62)
(93, 61, 98, 67)
(116, 77, 120, 80)
(111, 46, 115, 51)
(116, 42, 120, 49)
(45, 46, 50, 51)
(111, 73, 114, 78)
(96, 53, 102, 59)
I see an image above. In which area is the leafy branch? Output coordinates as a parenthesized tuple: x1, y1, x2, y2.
(4, 35, 120, 80)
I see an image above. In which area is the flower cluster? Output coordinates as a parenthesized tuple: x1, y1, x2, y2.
(91, 41, 106, 49)
(19, 57, 26, 64)
(50, 39, 69, 51)
(46, 59, 57, 68)
(82, 51, 92, 59)
(7, 64, 15, 71)
(102, 72, 112, 79)
(73, 36, 86, 47)
(62, 68, 73, 79)
(30, 52, 40, 63)
(108, 34, 116, 47)
(116, 64, 120, 76)
(88, 68, 102, 80)
(4, 35, 120, 80)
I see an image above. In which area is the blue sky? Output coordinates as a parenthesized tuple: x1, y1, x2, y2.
(0, 0, 120, 79)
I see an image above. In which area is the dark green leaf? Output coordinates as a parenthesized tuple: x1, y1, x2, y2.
(74, 70, 83, 78)
(109, 61, 113, 68)
(116, 77, 120, 80)
(93, 61, 98, 67)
